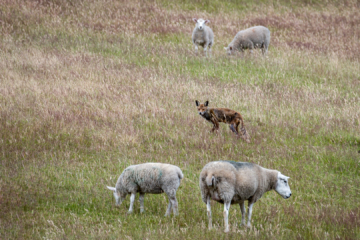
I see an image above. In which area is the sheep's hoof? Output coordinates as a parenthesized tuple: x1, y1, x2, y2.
(224, 228, 230, 233)
(127, 211, 133, 214)
(246, 224, 251, 228)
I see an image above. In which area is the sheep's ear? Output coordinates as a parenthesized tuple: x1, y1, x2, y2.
(195, 100, 199, 106)
(224, 47, 227, 50)
(193, 18, 197, 23)
(204, 101, 209, 107)
(205, 20, 210, 24)
(229, 46, 233, 50)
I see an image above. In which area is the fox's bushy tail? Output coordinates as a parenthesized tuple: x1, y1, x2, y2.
(240, 119, 250, 143)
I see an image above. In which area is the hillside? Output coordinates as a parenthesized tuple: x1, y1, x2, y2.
(1, 0, 359, 239)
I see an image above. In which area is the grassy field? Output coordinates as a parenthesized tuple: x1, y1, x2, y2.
(1, 0, 359, 239)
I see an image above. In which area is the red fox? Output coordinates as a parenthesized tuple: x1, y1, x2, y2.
(195, 100, 250, 142)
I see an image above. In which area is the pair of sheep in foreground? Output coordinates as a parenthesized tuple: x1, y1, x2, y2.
(107, 161, 291, 232)
(192, 18, 271, 57)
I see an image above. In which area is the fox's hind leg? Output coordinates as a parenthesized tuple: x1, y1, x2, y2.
(229, 124, 238, 134)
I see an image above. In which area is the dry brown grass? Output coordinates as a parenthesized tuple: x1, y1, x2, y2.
(0, 0, 359, 239)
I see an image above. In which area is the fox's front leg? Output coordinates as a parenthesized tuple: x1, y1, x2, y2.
(211, 119, 219, 132)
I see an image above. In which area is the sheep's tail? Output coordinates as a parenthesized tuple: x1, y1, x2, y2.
(206, 175, 216, 188)
(177, 169, 184, 180)
(107, 186, 116, 192)
(212, 176, 216, 188)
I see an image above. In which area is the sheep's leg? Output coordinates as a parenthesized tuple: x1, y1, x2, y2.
(165, 190, 178, 216)
(165, 200, 172, 216)
(223, 201, 231, 233)
(204, 43, 211, 57)
(262, 44, 268, 56)
(194, 44, 198, 54)
(240, 49, 245, 58)
(247, 202, 254, 228)
(139, 193, 145, 213)
(128, 193, 136, 214)
(249, 43, 254, 55)
(239, 201, 246, 226)
(206, 196, 212, 230)
(171, 196, 179, 215)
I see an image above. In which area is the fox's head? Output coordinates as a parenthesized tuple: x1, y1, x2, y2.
(195, 100, 209, 116)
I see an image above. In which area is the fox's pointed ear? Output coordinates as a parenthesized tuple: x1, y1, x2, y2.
(204, 101, 209, 107)
(195, 100, 199, 106)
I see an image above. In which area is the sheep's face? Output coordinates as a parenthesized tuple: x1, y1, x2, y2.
(275, 172, 292, 199)
(114, 191, 127, 206)
(107, 186, 127, 206)
(195, 100, 209, 116)
(193, 18, 209, 31)
(224, 46, 234, 55)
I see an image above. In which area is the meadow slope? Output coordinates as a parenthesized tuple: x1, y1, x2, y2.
(0, 0, 359, 239)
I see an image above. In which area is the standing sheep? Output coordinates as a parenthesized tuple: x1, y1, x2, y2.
(107, 163, 183, 216)
(225, 26, 270, 56)
(192, 18, 214, 57)
(199, 160, 291, 232)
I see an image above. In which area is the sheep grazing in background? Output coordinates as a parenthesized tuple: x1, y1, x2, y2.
(192, 18, 214, 57)
(199, 160, 291, 232)
(107, 163, 183, 216)
(225, 26, 270, 56)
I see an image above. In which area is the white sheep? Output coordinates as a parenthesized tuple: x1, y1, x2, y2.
(192, 18, 214, 57)
(107, 162, 183, 216)
(224, 26, 270, 56)
(199, 160, 291, 232)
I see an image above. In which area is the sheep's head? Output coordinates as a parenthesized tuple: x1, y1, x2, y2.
(107, 186, 126, 206)
(274, 172, 292, 199)
(195, 100, 209, 116)
(224, 46, 234, 55)
(193, 18, 209, 31)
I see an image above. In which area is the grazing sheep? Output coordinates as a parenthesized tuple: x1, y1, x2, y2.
(225, 26, 270, 56)
(192, 18, 214, 57)
(107, 163, 183, 216)
(199, 160, 291, 232)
